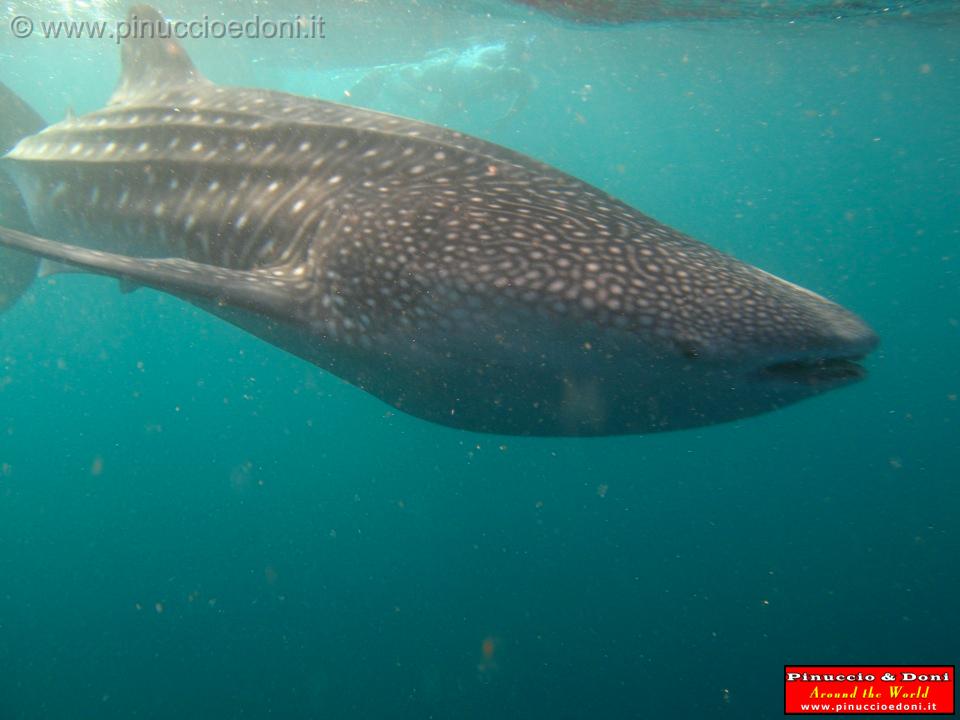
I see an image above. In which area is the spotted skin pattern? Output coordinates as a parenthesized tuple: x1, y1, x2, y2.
(0, 5, 878, 436)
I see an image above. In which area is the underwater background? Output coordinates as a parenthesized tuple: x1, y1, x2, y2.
(0, 1, 957, 717)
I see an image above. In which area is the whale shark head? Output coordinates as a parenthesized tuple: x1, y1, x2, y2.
(0, 4, 878, 436)
(594, 262, 879, 433)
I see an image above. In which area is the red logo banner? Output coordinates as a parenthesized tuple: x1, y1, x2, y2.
(785, 665, 954, 715)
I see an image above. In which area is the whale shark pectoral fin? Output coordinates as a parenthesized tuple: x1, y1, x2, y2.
(0, 224, 304, 321)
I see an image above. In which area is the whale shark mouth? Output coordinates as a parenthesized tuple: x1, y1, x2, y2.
(760, 356, 868, 385)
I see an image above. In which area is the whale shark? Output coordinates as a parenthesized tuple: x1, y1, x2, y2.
(0, 4, 878, 436)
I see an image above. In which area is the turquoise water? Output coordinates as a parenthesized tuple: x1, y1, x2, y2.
(1, 2, 958, 718)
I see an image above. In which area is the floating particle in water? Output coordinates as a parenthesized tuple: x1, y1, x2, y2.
(478, 635, 500, 675)
(230, 460, 254, 489)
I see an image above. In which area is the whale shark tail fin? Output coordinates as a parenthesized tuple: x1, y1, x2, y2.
(0, 80, 46, 312)
(0, 241, 39, 312)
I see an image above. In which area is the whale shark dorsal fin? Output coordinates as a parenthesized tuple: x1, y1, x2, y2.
(110, 4, 208, 105)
